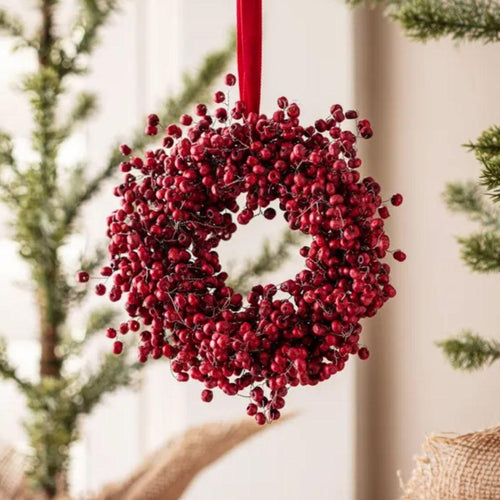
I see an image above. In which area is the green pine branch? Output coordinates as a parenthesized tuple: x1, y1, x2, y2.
(58, 0, 120, 76)
(0, 130, 15, 168)
(227, 229, 303, 295)
(24, 351, 141, 495)
(0, 339, 35, 394)
(457, 231, 500, 272)
(465, 125, 500, 202)
(75, 351, 142, 414)
(390, 0, 500, 43)
(24, 377, 78, 495)
(443, 181, 500, 229)
(84, 307, 118, 338)
(437, 331, 500, 370)
(67, 246, 107, 303)
(58, 92, 98, 142)
(347, 0, 500, 43)
(0, 8, 37, 49)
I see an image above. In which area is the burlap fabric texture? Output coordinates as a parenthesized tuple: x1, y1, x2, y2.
(402, 426, 500, 499)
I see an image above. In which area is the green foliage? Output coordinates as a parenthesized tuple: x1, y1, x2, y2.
(437, 331, 500, 370)
(60, 0, 120, 76)
(0, 130, 15, 168)
(24, 351, 141, 495)
(392, 0, 500, 43)
(466, 125, 500, 202)
(444, 180, 500, 273)
(0, 8, 35, 49)
(85, 307, 120, 338)
(443, 128, 500, 367)
(76, 351, 142, 413)
(59, 92, 98, 142)
(0, 338, 35, 394)
(457, 231, 500, 272)
(441, 131, 500, 369)
(347, 0, 500, 43)
(24, 377, 79, 496)
(444, 181, 499, 228)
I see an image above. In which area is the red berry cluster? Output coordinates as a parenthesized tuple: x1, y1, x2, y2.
(84, 74, 405, 424)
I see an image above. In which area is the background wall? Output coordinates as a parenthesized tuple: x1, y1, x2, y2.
(0, 1, 357, 499)
(354, 8, 500, 500)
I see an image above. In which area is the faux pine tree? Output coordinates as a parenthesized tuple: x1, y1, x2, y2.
(0, 1, 300, 498)
(440, 127, 500, 370)
(349, 0, 500, 370)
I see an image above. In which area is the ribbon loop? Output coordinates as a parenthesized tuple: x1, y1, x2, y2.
(237, 0, 262, 116)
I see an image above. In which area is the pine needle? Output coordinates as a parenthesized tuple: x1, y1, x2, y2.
(437, 331, 500, 371)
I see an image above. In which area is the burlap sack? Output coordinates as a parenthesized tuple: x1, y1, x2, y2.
(91, 415, 294, 500)
(402, 426, 500, 499)
(0, 442, 28, 500)
(0, 415, 288, 500)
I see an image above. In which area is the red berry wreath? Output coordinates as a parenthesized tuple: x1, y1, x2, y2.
(82, 75, 404, 424)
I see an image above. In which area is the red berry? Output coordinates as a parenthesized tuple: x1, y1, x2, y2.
(77, 271, 89, 283)
(379, 206, 390, 219)
(120, 144, 131, 156)
(201, 389, 213, 402)
(113, 341, 123, 355)
(213, 91, 225, 103)
(393, 250, 406, 262)
(147, 113, 159, 126)
(358, 347, 370, 360)
(195, 104, 207, 116)
(180, 114, 192, 126)
(225, 73, 236, 86)
(263, 207, 276, 220)
(255, 413, 266, 425)
(246, 403, 258, 416)
(100, 266, 112, 277)
(106, 328, 117, 339)
(287, 103, 300, 118)
(129, 320, 140, 332)
(95, 283, 106, 295)
(277, 96, 288, 109)
(391, 193, 403, 206)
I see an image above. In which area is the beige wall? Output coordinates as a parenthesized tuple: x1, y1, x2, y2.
(354, 9, 500, 500)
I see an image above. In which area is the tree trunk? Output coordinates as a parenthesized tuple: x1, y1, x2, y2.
(36, 7, 62, 497)
(39, 0, 54, 67)
(38, 287, 61, 379)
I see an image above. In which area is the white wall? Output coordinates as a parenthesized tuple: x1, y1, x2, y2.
(353, 9, 500, 500)
(0, 1, 357, 498)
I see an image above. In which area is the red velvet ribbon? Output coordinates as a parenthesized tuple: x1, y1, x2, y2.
(236, 0, 262, 116)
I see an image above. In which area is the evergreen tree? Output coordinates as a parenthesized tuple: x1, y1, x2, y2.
(349, 0, 500, 370)
(0, 1, 299, 497)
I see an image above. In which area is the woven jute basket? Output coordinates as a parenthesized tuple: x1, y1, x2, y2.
(402, 426, 500, 500)
(0, 443, 27, 500)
